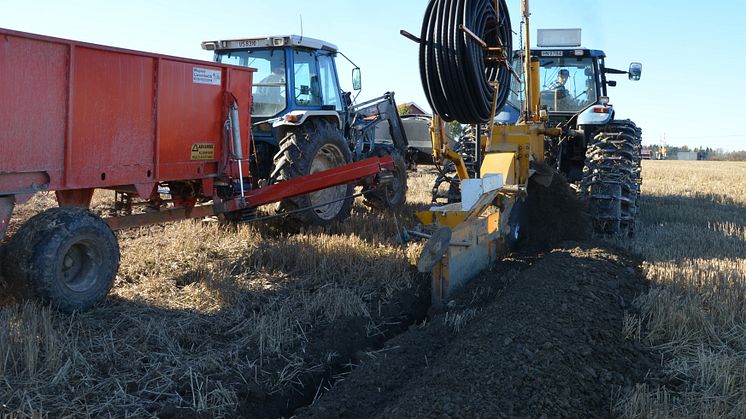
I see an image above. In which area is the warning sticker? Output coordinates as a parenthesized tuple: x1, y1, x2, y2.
(193, 67, 221, 85)
(191, 143, 215, 160)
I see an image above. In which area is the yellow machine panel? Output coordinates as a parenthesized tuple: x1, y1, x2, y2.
(481, 152, 516, 185)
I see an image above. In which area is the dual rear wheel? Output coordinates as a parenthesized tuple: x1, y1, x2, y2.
(580, 120, 642, 236)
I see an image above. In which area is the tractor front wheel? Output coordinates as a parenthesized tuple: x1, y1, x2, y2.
(271, 120, 354, 228)
(363, 146, 408, 210)
(4, 207, 119, 312)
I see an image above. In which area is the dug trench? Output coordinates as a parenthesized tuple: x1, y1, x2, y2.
(227, 272, 432, 419)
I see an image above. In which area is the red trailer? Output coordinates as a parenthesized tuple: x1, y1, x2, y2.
(0, 28, 395, 311)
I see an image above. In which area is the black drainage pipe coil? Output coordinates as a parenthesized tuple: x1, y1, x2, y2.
(419, 0, 512, 124)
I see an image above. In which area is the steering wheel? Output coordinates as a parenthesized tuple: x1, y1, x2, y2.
(295, 84, 309, 104)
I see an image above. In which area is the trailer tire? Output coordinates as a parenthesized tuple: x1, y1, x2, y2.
(363, 146, 408, 210)
(271, 119, 354, 228)
(4, 208, 119, 312)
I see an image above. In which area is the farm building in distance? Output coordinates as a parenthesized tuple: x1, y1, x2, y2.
(677, 151, 699, 160)
(399, 102, 430, 116)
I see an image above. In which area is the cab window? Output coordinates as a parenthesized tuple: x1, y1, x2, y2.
(538, 57, 598, 112)
(215, 49, 287, 117)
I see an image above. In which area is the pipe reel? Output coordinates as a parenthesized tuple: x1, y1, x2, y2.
(418, 0, 513, 124)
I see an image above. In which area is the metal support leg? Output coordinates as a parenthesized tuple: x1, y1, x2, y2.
(475, 124, 482, 178)
(56, 189, 94, 208)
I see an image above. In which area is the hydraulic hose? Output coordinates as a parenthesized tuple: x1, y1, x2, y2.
(419, 0, 512, 124)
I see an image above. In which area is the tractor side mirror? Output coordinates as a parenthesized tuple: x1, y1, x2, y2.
(629, 62, 642, 81)
(607, 80, 617, 87)
(352, 68, 362, 91)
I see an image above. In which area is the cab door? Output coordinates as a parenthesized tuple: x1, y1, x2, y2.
(291, 50, 322, 108)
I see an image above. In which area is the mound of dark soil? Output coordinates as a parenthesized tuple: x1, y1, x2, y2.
(520, 164, 591, 252)
(294, 243, 658, 418)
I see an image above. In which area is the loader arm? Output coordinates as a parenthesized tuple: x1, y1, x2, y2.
(348, 92, 409, 158)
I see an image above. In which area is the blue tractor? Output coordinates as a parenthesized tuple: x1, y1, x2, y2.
(202, 35, 409, 227)
(495, 29, 643, 235)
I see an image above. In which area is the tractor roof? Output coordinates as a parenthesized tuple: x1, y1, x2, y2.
(530, 29, 605, 59)
(513, 48, 606, 60)
(201, 35, 337, 52)
(535, 48, 606, 58)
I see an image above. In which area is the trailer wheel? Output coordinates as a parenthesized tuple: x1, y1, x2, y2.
(4, 208, 119, 312)
(271, 119, 354, 228)
(363, 146, 408, 210)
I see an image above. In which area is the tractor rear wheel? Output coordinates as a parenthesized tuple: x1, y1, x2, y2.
(4, 207, 119, 312)
(363, 146, 408, 210)
(580, 120, 642, 236)
(271, 119, 354, 228)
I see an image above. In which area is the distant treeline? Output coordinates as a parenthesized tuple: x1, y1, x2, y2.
(708, 151, 746, 161)
(645, 144, 746, 161)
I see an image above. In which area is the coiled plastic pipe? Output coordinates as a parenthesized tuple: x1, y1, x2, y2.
(419, 0, 512, 123)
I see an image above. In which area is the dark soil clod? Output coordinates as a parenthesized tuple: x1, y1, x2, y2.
(521, 165, 592, 252)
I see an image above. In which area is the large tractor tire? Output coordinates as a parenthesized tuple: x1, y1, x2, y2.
(3, 207, 119, 312)
(580, 120, 642, 236)
(271, 119, 354, 228)
(363, 146, 408, 210)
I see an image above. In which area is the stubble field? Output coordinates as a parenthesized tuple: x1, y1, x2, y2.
(1, 160, 745, 418)
(620, 160, 746, 417)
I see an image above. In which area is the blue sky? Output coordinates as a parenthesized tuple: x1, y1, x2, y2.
(1, 1, 743, 150)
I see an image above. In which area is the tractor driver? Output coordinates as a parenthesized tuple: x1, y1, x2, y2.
(549, 69, 570, 96)
(263, 58, 286, 84)
(548, 69, 574, 111)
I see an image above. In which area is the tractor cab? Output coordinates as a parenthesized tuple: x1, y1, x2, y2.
(202, 35, 359, 145)
(496, 29, 641, 126)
